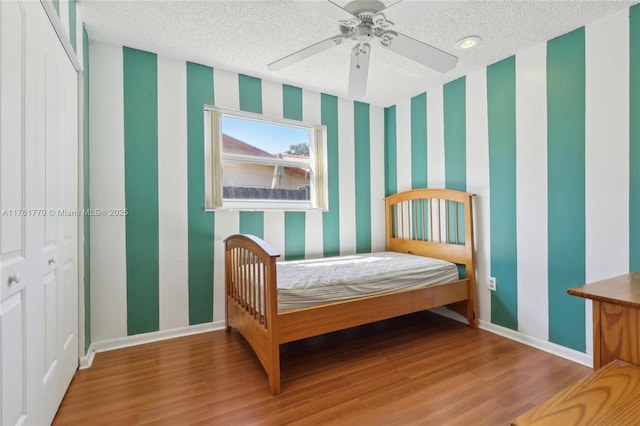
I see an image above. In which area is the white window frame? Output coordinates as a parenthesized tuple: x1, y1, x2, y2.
(204, 105, 328, 211)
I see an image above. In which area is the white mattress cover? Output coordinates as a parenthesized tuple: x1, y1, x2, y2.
(277, 251, 459, 312)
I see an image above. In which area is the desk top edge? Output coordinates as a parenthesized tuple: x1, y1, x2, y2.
(567, 271, 640, 308)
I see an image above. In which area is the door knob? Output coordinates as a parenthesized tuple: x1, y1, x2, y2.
(49, 258, 56, 267)
(8, 274, 21, 285)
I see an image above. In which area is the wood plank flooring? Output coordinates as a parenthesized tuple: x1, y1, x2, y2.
(53, 312, 591, 425)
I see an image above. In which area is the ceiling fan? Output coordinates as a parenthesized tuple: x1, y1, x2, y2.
(268, 0, 460, 98)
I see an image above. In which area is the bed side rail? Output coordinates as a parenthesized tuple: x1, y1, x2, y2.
(224, 234, 280, 330)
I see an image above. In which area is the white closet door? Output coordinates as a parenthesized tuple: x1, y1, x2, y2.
(1, 1, 79, 424)
(0, 1, 30, 424)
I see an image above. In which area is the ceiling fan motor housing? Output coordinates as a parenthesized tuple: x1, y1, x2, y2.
(354, 25, 373, 43)
(340, 0, 396, 48)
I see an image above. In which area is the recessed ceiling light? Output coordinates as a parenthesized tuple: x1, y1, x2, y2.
(455, 36, 482, 50)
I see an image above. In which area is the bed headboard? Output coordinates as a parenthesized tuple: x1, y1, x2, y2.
(385, 188, 476, 281)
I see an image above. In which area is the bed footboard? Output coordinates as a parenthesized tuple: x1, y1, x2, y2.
(224, 234, 282, 394)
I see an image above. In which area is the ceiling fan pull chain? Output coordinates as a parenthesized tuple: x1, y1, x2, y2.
(352, 44, 361, 69)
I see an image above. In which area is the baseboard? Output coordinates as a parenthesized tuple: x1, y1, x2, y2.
(79, 320, 226, 369)
(79, 346, 96, 369)
(430, 307, 593, 368)
(81, 311, 593, 371)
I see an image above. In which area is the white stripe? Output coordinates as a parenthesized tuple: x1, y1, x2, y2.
(395, 98, 412, 192)
(585, 10, 630, 355)
(213, 68, 239, 110)
(370, 105, 386, 252)
(261, 80, 285, 256)
(261, 79, 283, 118)
(465, 68, 491, 324)
(303, 89, 324, 258)
(515, 44, 549, 340)
(212, 69, 240, 322)
(157, 55, 189, 330)
(89, 41, 127, 341)
(427, 87, 445, 188)
(585, 10, 630, 280)
(338, 98, 356, 255)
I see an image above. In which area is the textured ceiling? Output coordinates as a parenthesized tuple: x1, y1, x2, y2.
(80, 0, 639, 107)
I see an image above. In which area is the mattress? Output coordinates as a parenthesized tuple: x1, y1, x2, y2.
(277, 251, 459, 312)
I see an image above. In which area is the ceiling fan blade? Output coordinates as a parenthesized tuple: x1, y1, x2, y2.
(384, 33, 458, 73)
(268, 35, 346, 71)
(377, 1, 466, 26)
(293, 0, 357, 22)
(348, 45, 370, 98)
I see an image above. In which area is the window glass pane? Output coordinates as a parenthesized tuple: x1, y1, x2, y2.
(205, 106, 327, 211)
(220, 115, 311, 202)
(222, 161, 310, 201)
(221, 116, 310, 157)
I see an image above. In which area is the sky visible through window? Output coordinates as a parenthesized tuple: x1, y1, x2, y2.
(222, 116, 309, 155)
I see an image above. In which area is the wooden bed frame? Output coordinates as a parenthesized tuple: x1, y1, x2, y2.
(224, 188, 477, 395)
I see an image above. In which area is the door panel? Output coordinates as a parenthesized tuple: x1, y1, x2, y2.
(0, 2, 29, 424)
(45, 50, 59, 249)
(0, 0, 28, 289)
(0, 292, 26, 425)
(57, 33, 79, 396)
(43, 271, 57, 382)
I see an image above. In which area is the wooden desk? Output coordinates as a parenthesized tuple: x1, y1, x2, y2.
(568, 272, 640, 369)
(511, 359, 640, 425)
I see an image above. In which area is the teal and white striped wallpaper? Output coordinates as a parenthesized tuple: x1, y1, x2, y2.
(386, 5, 639, 356)
(88, 4, 640, 360)
(88, 41, 386, 342)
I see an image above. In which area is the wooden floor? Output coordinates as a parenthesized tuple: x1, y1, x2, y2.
(53, 312, 591, 425)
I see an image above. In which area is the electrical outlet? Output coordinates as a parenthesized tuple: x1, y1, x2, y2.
(488, 277, 497, 291)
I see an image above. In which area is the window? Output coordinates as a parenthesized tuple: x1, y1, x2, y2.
(204, 106, 328, 211)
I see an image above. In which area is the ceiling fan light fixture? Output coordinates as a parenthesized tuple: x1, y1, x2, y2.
(270, 0, 462, 97)
(455, 36, 482, 50)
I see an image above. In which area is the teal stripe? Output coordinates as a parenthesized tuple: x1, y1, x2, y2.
(444, 77, 466, 191)
(631, 5, 640, 272)
(411, 93, 428, 188)
(82, 27, 91, 352)
(239, 74, 262, 114)
(69, 0, 77, 52)
(444, 78, 467, 245)
(410, 93, 427, 240)
(53, 0, 59, 14)
(238, 74, 264, 238)
(283, 84, 302, 121)
(487, 56, 518, 331)
(384, 106, 397, 197)
(239, 215, 263, 238)
(354, 101, 371, 253)
(123, 47, 159, 335)
(322, 94, 340, 257)
(547, 29, 586, 352)
(284, 213, 305, 260)
(283, 85, 305, 260)
(186, 62, 214, 325)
